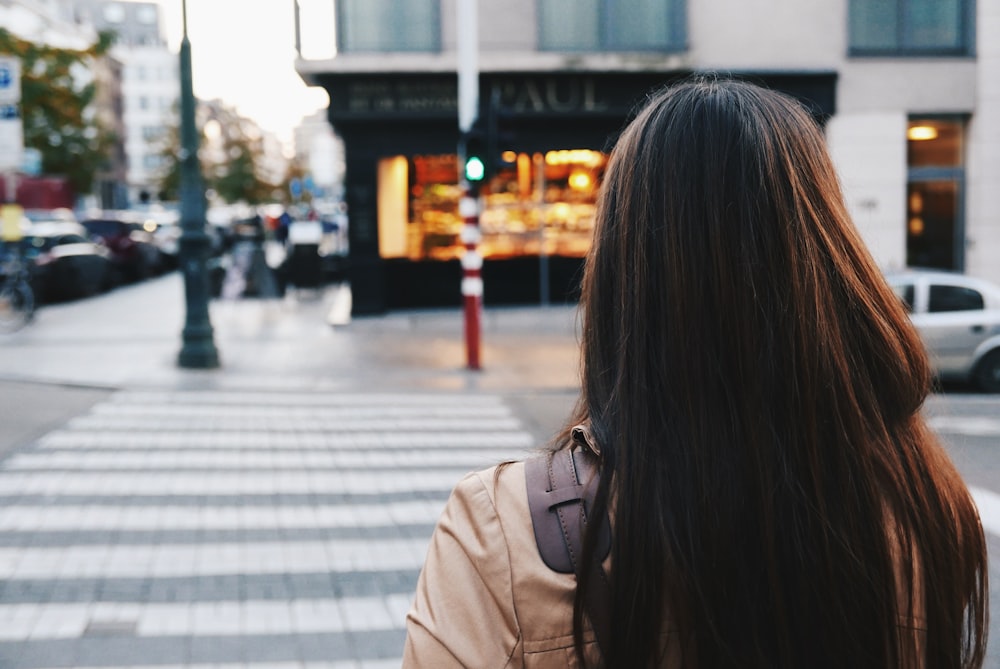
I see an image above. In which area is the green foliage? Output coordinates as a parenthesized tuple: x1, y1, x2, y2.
(212, 131, 273, 205)
(0, 28, 116, 195)
(156, 111, 277, 205)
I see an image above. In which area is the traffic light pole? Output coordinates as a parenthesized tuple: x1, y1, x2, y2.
(457, 0, 482, 370)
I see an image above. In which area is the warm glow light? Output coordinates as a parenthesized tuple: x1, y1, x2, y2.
(204, 119, 222, 140)
(143, 220, 157, 232)
(545, 149, 605, 168)
(568, 170, 592, 191)
(907, 125, 938, 141)
(908, 217, 925, 236)
(501, 150, 518, 163)
(909, 191, 923, 214)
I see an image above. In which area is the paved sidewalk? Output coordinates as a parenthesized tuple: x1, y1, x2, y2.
(0, 273, 582, 394)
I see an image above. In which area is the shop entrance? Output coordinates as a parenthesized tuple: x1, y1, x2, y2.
(906, 118, 966, 272)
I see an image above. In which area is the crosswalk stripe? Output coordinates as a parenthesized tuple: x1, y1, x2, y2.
(68, 415, 524, 431)
(108, 390, 505, 407)
(91, 403, 513, 419)
(32, 664, 401, 669)
(4, 448, 525, 470)
(970, 486, 1000, 537)
(0, 538, 430, 580)
(0, 470, 474, 496)
(0, 595, 411, 640)
(0, 500, 446, 532)
(32, 664, 402, 669)
(37, 430, 535, 449)
(928, 415, 1000, 437)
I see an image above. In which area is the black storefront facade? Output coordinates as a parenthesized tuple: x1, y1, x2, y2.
(315, 70, 837, 314)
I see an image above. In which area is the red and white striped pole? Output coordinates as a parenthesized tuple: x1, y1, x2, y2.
(460, 185, 482, 369)
(457, 0, 481, 370)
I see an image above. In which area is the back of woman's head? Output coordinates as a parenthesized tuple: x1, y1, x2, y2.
(572, 77, 988, 668)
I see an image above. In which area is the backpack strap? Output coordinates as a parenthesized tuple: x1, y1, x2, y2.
(525, 436, 612, 656)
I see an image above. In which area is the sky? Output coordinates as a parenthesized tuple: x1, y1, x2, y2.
(152, 0, 331, 152)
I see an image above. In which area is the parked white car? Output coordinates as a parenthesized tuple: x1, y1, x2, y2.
(886, 270, 1000, 392)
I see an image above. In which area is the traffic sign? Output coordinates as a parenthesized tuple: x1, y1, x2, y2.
(0, 56, 21, 105)
(0, 118, 24, 172)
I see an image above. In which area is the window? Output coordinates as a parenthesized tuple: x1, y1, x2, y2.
(906, 118, 966, 271)
(849, 0, 973, 55)
(141, 125, 162, 141)
(891, 283, 915, 313)
(337, 0, 439, 53)
(143, 155, 164, 170)
(102, 3, 125, 23)
(136, 5, 158, 25)
(928, 284, 983, 312)
(539, 0, 685, 52)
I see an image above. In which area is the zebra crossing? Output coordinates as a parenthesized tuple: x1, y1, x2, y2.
(0, 389, 537, 669)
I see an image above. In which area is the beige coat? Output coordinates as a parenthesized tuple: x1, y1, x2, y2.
(403, 461, 605, 668)
(402, 462, 927, 668)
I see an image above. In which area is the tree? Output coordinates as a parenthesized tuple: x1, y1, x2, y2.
(155, 102, 277, 205)
(0, 29, 116, 196)
(212, 129, 273, 205)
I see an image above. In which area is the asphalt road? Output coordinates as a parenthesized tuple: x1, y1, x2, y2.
(0, 380, 112, 455)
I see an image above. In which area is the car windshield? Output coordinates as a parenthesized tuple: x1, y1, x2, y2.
(889, 281, 915, 314)
(82, 220, 125, 237)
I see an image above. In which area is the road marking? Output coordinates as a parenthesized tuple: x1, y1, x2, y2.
(109, 390, 506, 407)
(69, 414, 524, 431)
(0, 538, 429, 580)
(927, 415, 1000, 437)
(970, 486, 1000, 537)
(38, 430, 535, 449)
(5, 448, 524, 470)
(32, 664, 402, 669)
(0, 388, 529, 662)
(33, 664, 401, 669)
(0, 595, 411, 640)
(91, 403, 514, 418)
(0, 500, 447, 531)
(0, 470, 472, 496)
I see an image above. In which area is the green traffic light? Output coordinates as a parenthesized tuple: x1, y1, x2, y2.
(465, 156, 486, 182)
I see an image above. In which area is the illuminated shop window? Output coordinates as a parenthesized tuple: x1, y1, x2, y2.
(376, 150, 607, 262)
(906, 117, 965, 271)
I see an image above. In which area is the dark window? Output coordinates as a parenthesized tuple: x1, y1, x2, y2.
(928, 284, 984, 312)
(337, 0, 439, 53)
(892, 283, 915, 313)
(539, 0, 685, 52)
(849, 0, 972, 56)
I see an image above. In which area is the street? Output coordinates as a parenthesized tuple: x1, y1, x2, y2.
(0, 274, 996, 668)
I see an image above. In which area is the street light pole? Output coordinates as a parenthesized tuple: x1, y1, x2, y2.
(176, 0, 219, 369)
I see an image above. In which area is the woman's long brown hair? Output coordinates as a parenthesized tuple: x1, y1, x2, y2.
(561, 78, 988, 668)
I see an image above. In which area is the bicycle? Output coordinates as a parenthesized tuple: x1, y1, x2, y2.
(0, 243, 35, 333)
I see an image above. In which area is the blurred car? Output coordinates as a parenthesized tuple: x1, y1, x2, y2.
(20, 222, 114, 302)
(886, 270, 1000, 392)
(22, 208, 77, 224)
(80, 216, 162, 282)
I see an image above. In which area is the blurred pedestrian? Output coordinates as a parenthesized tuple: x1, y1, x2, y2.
(402, 78, 989, 668)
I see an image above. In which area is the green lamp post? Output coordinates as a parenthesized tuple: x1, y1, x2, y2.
(176, 0, 219, 369)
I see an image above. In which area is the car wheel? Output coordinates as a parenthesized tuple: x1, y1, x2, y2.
(974, 349, 1000, 393)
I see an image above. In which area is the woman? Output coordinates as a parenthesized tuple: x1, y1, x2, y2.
(403, 78, 989, 668)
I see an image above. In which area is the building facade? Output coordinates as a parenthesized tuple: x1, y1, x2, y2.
(295, 0, 998, 314)
(72, 0, 178, 205)
(1, 0, 128, 208)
